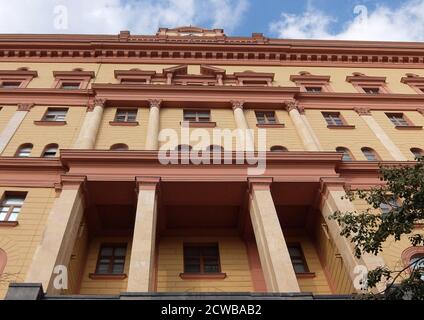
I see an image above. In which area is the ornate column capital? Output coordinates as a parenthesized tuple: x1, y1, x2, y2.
(148, 99, 162, 109)
(88, 98, 107, 112)
(284, 100, 304, 114)
(231, 100, 245, 111)
(17, 103, 34, 111)
(354, 107, 372, 116)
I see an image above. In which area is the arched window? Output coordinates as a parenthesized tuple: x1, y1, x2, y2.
(402, 247, 424, 280)
(206, 145, 224, 152)
(361, 147, 380, 161)
(110, 144, 129, 151)
(175, 145, 192, 152)
(0, 248, 6, 275)
(42, 144, 59, 158)
(270, 146, 288, 152)
(411, 148, 424, 159)
(336, 147, 354, 161)
(15, 143, 33, 157)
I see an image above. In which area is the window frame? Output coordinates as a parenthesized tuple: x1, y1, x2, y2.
(336, 147, 355, 161)
(94, 243, 127, 275)
(0, 80, 24, 89)
(386, 113, 412, 127)
(110, 143, 129, 151)
(270, 145, 288, 152)
(182, 243, 222, 275)
(15, 143, 33, 158)
(114, 109, 138, 123)
(255, 111, 278, 125)
(361, 147, 381, 161)
(183, 110, 211, 123)
(41, 144, 59, 158)
(0, 192, 27, 223)
(287, 243, 310, 274)
(322, 112, 355, 129)
(41, 108, 68, 122)
(411, 148, 424, 159)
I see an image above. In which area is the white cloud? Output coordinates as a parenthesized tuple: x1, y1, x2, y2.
(270, 0, 424, 41)
(0, 0, 249, 34)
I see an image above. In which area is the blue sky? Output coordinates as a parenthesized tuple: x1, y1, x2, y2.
(0, 0, 423, 41)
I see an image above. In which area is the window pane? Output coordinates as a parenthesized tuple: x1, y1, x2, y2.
(0, 212, 6, 221)
(114, 247, 126, 257)
(112, 264, 124, 274)
(8, 212, 19, 221)
(293, 263, 307, 273)
(185, 263, 201, 273)
(5, 197, 24, 205)
(96, 263, 110, 274)
(101, 247, 113, 256)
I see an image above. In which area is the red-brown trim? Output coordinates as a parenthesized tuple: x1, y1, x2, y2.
(89, 273, 127, 280)
(395, 125, 423, 130)
(327, 125, 356, 129)
(295, 272, 316, 279)
(0, 221, 19, 227)
(109, 121, 139, 126)
(34, 120, 67, 126)
(256, 123, 285, 128)
(179, 273, 227, 280)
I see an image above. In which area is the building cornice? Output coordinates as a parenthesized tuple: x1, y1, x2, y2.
(0, 32, 424, 68)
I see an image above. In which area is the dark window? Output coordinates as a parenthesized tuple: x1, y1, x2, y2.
(115, 109, 137, 122)
(16, 143, 33, 157)
(362, 147, 379, 161)
(60, 82, 81, 90)
(183, 110, 211, 123)
(410, 254, 424, 276)
(1, 81, 22, 89)
(336, 147, 354, 161)
(379, 198, 398, 216)
(95, 244, 127, 274)
(305, 86, 322, 92)
(322, 112, 344, 126)
(0, 193, 26, 222)
(288, 244, 309, 273)
(110, 144, 129, 151)
(270, 146, 288, 152)
(42, 144, 58, 158)
(386, 113, 410, 127)
(363, 87, 380, 94)
(411, 148, 424, 159)
(256, 111, 277, 125)
(183, 244, 221, 274)
(42, 108, 68, 122)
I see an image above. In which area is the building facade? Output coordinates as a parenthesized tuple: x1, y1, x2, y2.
(0, 26, 424, 299)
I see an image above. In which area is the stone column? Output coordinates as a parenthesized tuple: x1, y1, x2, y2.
(320, 178, 386, 293)
(231, 100, 255, 152)
(25, 175, 86, 294)
(285, 101, 321, 151)
(248, 177, 300, 293)
(144, 99, 162, 150)
(127, 177, 160, 292)
(73, 98, 106, 149)
(0, 104, 33, 154)
(355, 108, 406, 161)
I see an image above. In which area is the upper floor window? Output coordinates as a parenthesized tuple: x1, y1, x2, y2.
(0, 193, 26, 222)
(183, 110, 211, 123)
(183, 244, 221, 274)
(411, 148, 424, 159)
(322, 112, 344, 126)
(16, 143, 33, 157)
(270, 146, 288, 152)
(288, 244, 309, 273)
(362, 87, 381, 94)
(361, 147, 380, 161)
(95, 244, 127, 275)
(346, 73, 389, 94)
(336, 147, 354, 161)
(386, 113, 410, 127)
(53, 70, 94, 90)
(305, 86, 323, 93)
(60, 82, 81, 90)
(410, 254, 424, 275)
(42, 108, 68, 122)
(256, 111, 277, 125)
(115, 109, 137, 123)
(42, 144, 59, 158)
(379, 197, 399, 216)
(110, 144, 129, 151)
(0, 81, 23, 89)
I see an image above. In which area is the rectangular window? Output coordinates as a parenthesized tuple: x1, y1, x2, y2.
(42, 108, 68, 122)
(386, 113, 410, 127)
(0, 193, 26, 222)
(183, 110, 211, 123)
(255, 111, 277, 124)
(60, 82, 81, 90)
(1, 81, 22, 89)
(305, 86, 322, 92)
(322, 112, 344, 126)
(362, 87, 380, 94)
(288, 244, 309, 273)
(115, 109, 138, 122)
(183, 244, 221, 274)
(95, 244, 127, 275)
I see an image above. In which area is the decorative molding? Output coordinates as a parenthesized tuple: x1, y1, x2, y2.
(17, 103, 34, 111)
(61, 174, 87, 189)
(346, 74, 387, 83)
(135, 176, 161, 192)
(231, 100, 245, 111)
(354, 107, 372, 116)
(248, 177, 273, 193)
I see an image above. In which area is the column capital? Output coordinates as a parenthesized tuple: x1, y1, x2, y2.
(284, 100, 304, 114)
(136, 176, 161, 191)
(17, 103, 34, 111)
(88, 98, 107, 111)
(231, 100, 245, 111)
(248, 177, 273, 193)
(60, 175, 87, 190)
(417, 108, 424, 116)
(319, 177, 347, 199)
(354, 107, 372, 116)
(148, 99, 162, 109)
